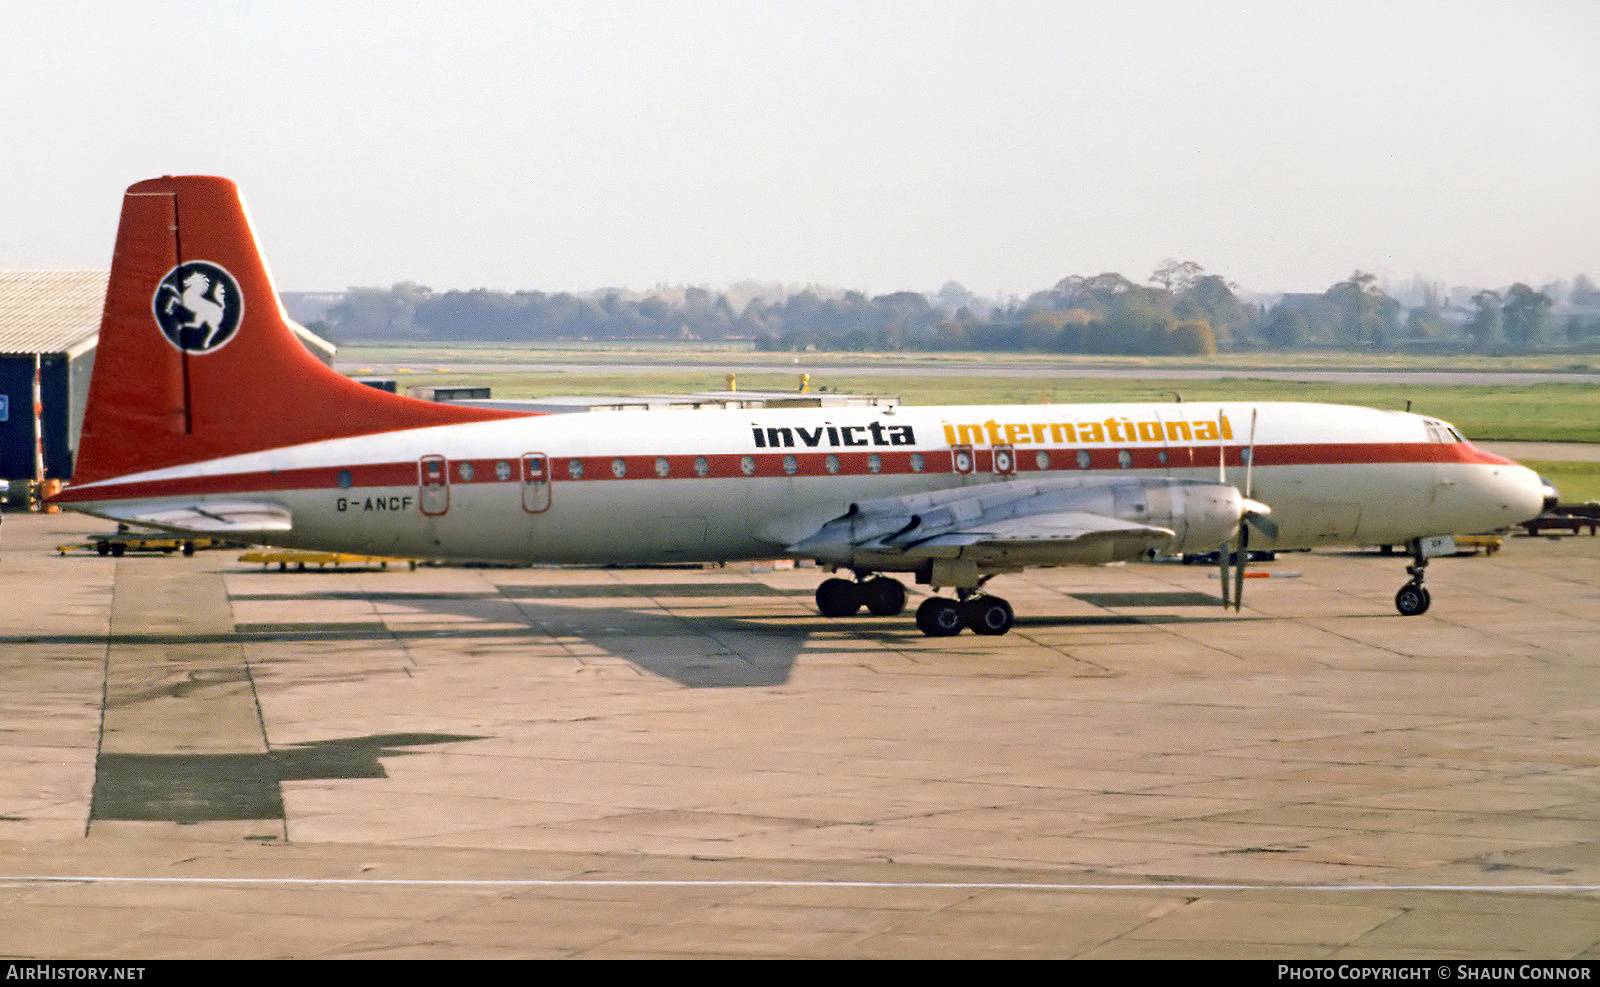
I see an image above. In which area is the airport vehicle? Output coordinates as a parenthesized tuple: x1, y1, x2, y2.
(52, 176, 1549, 635)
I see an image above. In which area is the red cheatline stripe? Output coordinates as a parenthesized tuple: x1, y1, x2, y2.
(53, 441, 1514, 504)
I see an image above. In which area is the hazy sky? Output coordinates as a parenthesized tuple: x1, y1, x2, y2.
(3, 1, 1596, 298)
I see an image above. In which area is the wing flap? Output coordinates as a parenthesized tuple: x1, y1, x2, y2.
(911, 511, 1175, 548)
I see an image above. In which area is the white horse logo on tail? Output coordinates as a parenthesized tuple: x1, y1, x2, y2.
(152, 262, 243, 352)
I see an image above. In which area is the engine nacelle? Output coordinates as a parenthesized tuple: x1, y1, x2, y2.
(1151, 480, 1251, 552)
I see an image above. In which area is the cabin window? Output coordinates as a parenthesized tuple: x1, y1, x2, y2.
(693, 456, 709, 477)
(1034, 451, 1050, 471)
(611, 458, 627, 478)
(1117, 450, 1132, 469)
(337, 469, 353, 489)
(1076, 450, 1091, 469)
(867, 453, 882, 474)
(825, 454, 840, 474)
(567, 459, 583, 479)
(910, 452, 925, 473)
(740, 455, 756, 476)
(495, 460, 512, 481)
(654, 457, 670, 477)
(783, 455, 799, 475)
(458, 461, 475, 482)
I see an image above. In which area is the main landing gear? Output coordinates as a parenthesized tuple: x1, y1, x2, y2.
(1394, 539, 1432, 617)
(915, 592, 1014, 637)
(815, 575, 908, 618)
(814, 575, 1015, 636)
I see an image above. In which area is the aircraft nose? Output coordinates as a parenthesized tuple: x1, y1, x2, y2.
(1507, 465, 1549, 523)
(1536, 474, 1560, 513)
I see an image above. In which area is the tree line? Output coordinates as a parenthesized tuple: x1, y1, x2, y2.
(309, 264, 1600, 356)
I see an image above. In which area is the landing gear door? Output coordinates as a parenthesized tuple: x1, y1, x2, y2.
(522, 453, 551, 513)
(419, 455, 449, 516)
(1418, 534, 1455, 558)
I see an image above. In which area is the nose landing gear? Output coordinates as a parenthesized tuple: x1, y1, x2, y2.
(1394, 538, 1433, 616)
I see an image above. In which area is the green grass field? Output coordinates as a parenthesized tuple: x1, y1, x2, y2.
(344, 341, 1600, 374)
(343, 345, 1600, 444)
(348, 346, 1600, 503)
(1522, 461, 1600, 504)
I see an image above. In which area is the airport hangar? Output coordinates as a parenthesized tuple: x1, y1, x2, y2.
(0, 272, 339, 507)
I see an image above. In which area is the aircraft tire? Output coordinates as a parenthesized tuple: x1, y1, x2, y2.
(964, 596, 1015, 636)
(816, 577, 863, 618)
(1394, 582, 1431, 617)
(915, 597, 964, 637)
(863, 577, 907, 617)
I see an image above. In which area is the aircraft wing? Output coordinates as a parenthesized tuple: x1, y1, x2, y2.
(779, 475, 1232, 571)
(87, 500, 293, 536)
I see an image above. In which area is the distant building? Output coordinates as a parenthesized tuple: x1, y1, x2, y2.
(407, 385, 492, 402)
(0, 271, 105, 489)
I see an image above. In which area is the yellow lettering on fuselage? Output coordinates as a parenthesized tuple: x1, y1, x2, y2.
(940, 415, 1232, 446)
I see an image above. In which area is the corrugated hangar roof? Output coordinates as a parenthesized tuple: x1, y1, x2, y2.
(0, 271, 108, 356)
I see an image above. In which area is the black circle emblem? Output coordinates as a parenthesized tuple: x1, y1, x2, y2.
(152, 261, 244, 353)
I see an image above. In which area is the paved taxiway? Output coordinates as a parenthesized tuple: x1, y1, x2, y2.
(3, 510, 1599, 958)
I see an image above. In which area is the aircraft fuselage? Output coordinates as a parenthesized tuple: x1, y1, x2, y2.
(60, 400, 1546, 568)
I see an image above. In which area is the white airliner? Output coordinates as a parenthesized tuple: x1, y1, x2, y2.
(53, 176, 1550, 636)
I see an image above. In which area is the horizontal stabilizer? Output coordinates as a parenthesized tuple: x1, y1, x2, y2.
(95, 501, 293, 535)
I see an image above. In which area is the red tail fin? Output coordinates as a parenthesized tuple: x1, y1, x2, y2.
(71, 176, 522, 485)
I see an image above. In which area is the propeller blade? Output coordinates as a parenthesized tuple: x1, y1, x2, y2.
(1217, 409, 1226, 483)
(1245, 407, 1258, 499)
(1232, 521, 1249, 611)
(1245, 509, 1279, 541)
(1217, 541, 1231, 608)
(1214, 406, 1270, 612)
